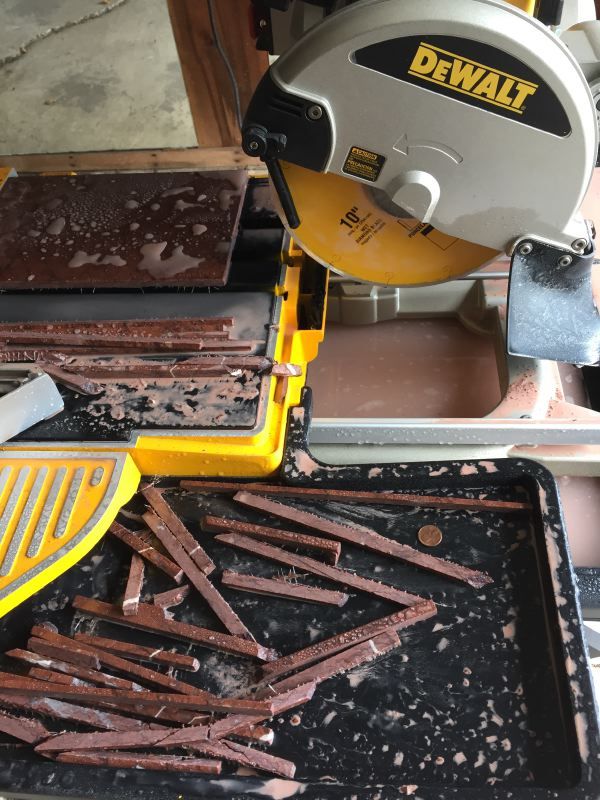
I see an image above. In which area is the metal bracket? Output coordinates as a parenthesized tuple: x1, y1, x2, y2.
(0, 365, 63, 445)
(507, 238, 600, 365)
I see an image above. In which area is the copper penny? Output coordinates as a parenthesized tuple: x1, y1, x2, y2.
(417, 525, 443, 547)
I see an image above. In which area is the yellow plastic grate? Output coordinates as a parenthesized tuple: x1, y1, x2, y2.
(0, 452, 139, 617)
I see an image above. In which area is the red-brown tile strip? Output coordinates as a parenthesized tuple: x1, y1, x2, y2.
(152, 585, 191, 610)
(109, 523, 184, 583)
(233, 725, 274, 745)
(0, 708, 49, 744)
(57, 749, 221, 773)
(0, 674, 274, 715)
(260, 631, 401, 696)
(29, 667, 94, 687)
(72, 596, 276, 661)
(221, 570, 349, 607)
(122, 553, 145, 617)
(203, 515, 341, 565)
(142, 487, 215, 575)
(0, 692, 161, 731)
(261, 600, 436, 682)
(8, 647, 141, 691)
(143, 510, 254, 641)
(36, 683, 316, 755)
(214, 533, 425, 606)
(181, 479, 531, 512)
(234, 492, 493, 589)
(38, 363, 103, 396)
(30, 627, 204, 696)
(56, 750, 222, 774)
(186, 739, 295, 778)
(73, 633, 199, 673)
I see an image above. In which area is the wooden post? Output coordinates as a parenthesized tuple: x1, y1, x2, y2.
(167, 0, 269, 148)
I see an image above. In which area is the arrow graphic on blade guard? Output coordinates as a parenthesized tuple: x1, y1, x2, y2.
(393, 134, 463, 164)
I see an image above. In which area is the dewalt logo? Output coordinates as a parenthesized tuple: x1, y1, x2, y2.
(408, 42, 538, 114)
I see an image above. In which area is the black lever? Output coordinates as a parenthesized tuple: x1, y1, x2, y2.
(242, 125, 301, 229)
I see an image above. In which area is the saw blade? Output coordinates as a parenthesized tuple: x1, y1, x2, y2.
(277, 162, 500, 286)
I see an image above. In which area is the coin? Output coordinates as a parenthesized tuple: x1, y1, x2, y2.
(417, 525, 442, 547)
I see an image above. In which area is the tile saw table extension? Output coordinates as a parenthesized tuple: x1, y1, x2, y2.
(0, 0, 599, 796)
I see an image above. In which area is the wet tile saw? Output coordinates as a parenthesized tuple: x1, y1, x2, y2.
(0, 0, 599, 617)
(244, 0, 600, 365)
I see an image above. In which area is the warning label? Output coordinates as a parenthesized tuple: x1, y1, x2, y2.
(342, 146, 385, 182)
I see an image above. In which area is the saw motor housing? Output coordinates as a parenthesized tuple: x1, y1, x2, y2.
(243, 0, 600, 364)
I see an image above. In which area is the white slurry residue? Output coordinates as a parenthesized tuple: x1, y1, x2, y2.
(255, 779, 306, 799)
(460, 464, 478, 476)
(474, 751, 486, 767)
(368, 467, 382, 479)
(436, 637, 450, 652)
(566, 656, 577, 676)
(46, 216, 66, 235)
(479, 460, 498, 473)
(453, 752, 467, 765)
(174, 198, 201, 211)
(193, 224, 208, 236)
(161, 186, 195, 197)
(322, 710, 337, 726)
(487, 700, 504, 727)
(137, 242, 204, 279)
(501, 738, 511, 751)
(124, 199, 139, 209)
(502, 621, 516, 640)
(429, 466, 448, 477)
(575, 712, 589, 762)
(69, 250, 101, 268)
(394, 752, 404, 766)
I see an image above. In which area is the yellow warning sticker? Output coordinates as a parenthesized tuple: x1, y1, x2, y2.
(342, 146, 385, 182)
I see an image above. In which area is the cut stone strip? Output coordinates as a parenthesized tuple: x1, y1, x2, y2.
(215, 533, 425, 606)
(36, 683, 317, 754)
(222, 570, 348, 607)
(261, 600, 436, 682)
(109, 522, 184, 583)
(181, 479, 531, 512)
(73, 633, 199, 673)
(144, 510, 254, 641)
(153, 585, 190, 609)
(261, 631, 401, 696)
(56, 750, 222, 774)
(142, 486, 215, 575)
(234, 492, 493, 589)
(0, 692, 161, 731)
(203, 514, 341, 565)
(31, 626, 205, 696)
(7, 647, 142, 691)
(122, 553, 145, 616)
(0, 674, 274, 715)
(0, 708, 49, 744)
(72, 596, 276, 661)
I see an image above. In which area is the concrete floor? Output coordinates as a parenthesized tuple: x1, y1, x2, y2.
(0, 0, 197, 154)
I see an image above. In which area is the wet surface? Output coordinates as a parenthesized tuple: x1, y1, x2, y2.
(0, 469, 587, 798)
(0, 171, 247, 289)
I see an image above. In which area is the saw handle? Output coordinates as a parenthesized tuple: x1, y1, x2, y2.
(242, 124, 301, 229)
(265, 157, 300, 229)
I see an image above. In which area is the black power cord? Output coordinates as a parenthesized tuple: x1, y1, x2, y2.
(206, 0, 243, 130)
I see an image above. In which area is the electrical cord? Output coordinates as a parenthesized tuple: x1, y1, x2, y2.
(207, 0, 243, 129)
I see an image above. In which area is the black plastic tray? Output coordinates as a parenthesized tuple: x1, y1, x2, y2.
(0, 389, 597, 799)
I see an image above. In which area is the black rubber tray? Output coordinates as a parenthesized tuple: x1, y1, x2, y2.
(0, 389, 597, 799)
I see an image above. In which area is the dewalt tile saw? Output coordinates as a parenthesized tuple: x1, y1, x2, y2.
(244, 0, 600, 365)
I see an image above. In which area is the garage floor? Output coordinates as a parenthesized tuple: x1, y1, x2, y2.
(0, 0, 197, 155)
